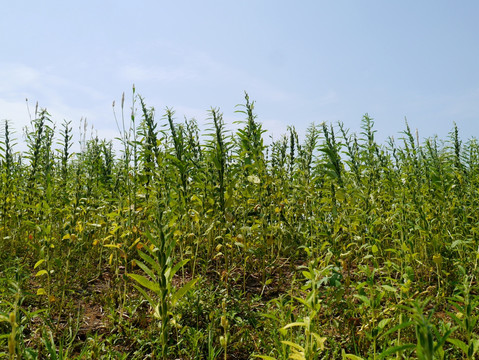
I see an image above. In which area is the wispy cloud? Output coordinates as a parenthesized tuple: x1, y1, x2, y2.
(0, 64, 40, 92)
(0, 63, 106, 103)
(0, 62, 119, 151)
(115, 45, 300, 105)
(0, 98, 31, 132)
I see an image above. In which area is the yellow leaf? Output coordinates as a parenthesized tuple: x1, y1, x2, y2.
(37, 288, 46, 295)
(283, 322, 307, 330)
(34, 259, 45, 269)
(35, 270, 48, 277)
(433, 254, 442, 265)
(129, 238, 141, 250)
(311, 332, 327, 350)
(281, 340, 304, 352)
(290, 353, 306, 360)
(174, 230, 183, 237)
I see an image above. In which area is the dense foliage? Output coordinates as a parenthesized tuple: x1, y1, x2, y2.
(1, 91, 479, 359)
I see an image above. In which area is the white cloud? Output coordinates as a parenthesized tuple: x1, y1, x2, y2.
(116, 46, 300, 106)
(0, 64, 117, 153)
(0, 63, 104, 102)
(0, 64, 40, 92)
(0, 98, 31, 136)
(0, 52, 305, 153)
(0, 97, 114, 153)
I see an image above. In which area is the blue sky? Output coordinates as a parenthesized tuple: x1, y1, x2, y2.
(1, 1, 479, 150)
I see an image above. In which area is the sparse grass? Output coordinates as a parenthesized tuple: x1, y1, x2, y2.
(0, 90, 478, 359)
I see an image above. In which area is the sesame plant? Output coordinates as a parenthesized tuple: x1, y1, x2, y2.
(0, 90, 478, 359)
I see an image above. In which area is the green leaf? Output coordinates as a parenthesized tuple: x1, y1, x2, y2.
(472, 339, 479, 355)
(132, 284, 156, 309)
(292, 296, 309, 307)
(379, 344, 415, 358)
(127, 273, 160, 293)
(435, 327, 455, 351)
(381, 285, 397, 292)
(377, 318, 391, 331)
(302, 271, 313, 280)
(446, 338, 468, 354)
(138, 250, 161, 274)
(378, 321, 413, 340)
(171, 277, 198, 307)
(261, 313, 281, 322)
(167, 258, 190, 282)
(135, 259, 156, 281)
(354, 294, 370, 306)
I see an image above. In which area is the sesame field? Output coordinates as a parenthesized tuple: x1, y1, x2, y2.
(1, 92, 479, 359)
